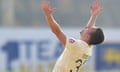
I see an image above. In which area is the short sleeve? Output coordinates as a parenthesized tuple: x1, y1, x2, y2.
(65, 37, 76, 49)
(65, 37, 69, 48)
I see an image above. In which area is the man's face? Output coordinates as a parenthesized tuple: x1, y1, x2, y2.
(80, 27, 96, 40)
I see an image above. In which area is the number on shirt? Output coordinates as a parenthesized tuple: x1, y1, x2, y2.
(76, 59, 82, 72)
(70, 59, 82, 72)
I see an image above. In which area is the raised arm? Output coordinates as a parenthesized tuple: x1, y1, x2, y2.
(86, 1, 102, 27)
(41, 1, 66, 46)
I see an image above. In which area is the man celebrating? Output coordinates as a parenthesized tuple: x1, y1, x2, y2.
(41, 0, 104, 72)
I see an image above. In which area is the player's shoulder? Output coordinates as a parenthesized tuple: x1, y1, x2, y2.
(67, 37, 76, 44)
(67, 37, 85, 44)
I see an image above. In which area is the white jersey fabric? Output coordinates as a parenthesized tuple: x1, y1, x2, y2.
(53, 37, 93, 72)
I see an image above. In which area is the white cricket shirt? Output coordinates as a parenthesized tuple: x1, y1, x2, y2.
(53, 37, 93, 72)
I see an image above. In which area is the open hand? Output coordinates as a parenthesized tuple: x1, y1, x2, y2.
(41, 1, 56, 15)
(90, 0, 102, 16)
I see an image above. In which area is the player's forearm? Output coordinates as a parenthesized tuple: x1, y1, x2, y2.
(45, 14, 62, 34)
(86, 15, 97, 27)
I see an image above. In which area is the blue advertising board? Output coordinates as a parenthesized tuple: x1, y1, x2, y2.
(0, 29, 64, 72)
(95, 43, 120, 71)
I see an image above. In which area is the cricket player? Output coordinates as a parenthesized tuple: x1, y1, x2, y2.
(41, 0, 104, 72)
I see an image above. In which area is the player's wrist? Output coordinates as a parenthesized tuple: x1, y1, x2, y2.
(91, 14, 98, 17)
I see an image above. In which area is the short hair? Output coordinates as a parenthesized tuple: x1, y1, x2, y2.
(89, 28, 104, 45)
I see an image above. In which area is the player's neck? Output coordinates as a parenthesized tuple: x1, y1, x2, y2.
(80, 38, 90, 45)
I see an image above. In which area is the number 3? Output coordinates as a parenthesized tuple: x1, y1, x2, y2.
(70, 59, 82, 72)
(76, 59, 82, 72)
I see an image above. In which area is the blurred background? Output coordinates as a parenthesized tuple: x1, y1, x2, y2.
(0, 0, 120, 72)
